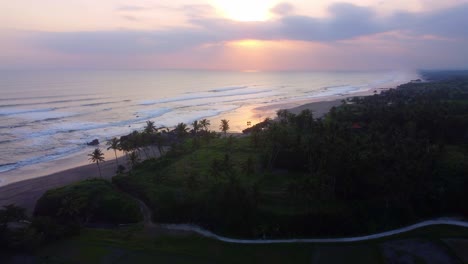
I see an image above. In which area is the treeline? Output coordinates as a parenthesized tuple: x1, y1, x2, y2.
(254, 78, 468, 228)
(0, 179, 141, 253)
(102, 119, 222, 172)
(115, 76, 468, 238)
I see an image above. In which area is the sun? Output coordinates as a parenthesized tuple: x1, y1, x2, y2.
(212, 0, 275, 21)
(232, 39, 263, 48)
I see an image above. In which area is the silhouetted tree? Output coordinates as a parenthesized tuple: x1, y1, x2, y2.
(106, 137, 120, 167)
(220, 119, 230, 137)
(88, 148, 105, 178)
(200, 119, 211, 132)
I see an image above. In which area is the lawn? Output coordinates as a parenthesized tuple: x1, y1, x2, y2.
(24, 224, 468, 264)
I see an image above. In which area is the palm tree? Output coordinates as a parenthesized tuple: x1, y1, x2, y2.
(88, 148, 105, 178)
(106, 137, 120, 166)
(220, 119, 230, 137)
(174, 122, 189, 139)
(192, 120, 202, 135)
(144, 121, 158, 157)
(154, 129, 165, 155)
(144, 120, 157, 134)
(200, 119, 211, 132)
(128, 151, 140, 170)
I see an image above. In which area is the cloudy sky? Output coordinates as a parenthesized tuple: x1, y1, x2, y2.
(1, 0, 468, 71)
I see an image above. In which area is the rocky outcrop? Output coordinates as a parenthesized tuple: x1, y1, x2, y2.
(87, 139, 99, 146)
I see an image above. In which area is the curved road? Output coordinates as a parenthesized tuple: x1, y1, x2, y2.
(160, 219, 468, 244)
(133, 195, 468, 244)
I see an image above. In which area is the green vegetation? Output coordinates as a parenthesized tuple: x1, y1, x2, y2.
(35, 179, 142, 225)
(6, 225, 468, 264)
(1, 180, 142, 256)
(1, 179, 142, 252)
(114, 76, 468, 238)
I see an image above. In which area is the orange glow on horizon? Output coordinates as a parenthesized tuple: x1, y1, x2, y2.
(231, 39, 264, 48)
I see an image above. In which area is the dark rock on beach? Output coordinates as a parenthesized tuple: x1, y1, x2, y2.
(87, 139, 100, 146)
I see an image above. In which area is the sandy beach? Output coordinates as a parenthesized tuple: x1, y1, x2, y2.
(0, 93, 377, 215)
(251, 87, 390, 120)
(0, 155, 130, 214)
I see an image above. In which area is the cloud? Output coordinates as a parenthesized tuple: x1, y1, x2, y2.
(6, 2, 468, 70)
(181, 4, 217, 18)
(116, 5, 147, 12)
(271, 2, 294, 16)
(122, 15, 140, 21)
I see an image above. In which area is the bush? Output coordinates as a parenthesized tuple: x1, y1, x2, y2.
(34, 179, 142, 225)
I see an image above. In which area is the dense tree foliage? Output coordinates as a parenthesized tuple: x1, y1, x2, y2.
(35, 179, 142, 225)
(258, 80, 468, 226)
(115, 76, 468, 238)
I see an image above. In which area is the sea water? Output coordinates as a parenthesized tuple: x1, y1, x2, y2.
(0, 70, 419, 183)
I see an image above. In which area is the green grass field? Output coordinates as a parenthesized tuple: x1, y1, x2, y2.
(21, 224, 467, 264)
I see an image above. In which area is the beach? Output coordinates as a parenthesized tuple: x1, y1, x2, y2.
(0, 156, 128, 214)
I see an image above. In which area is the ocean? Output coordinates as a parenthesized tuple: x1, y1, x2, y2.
(0, 70, 419, 184)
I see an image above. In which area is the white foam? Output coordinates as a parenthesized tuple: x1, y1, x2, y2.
(208, 86, 248, 92)
(139, 88, 273, 106)
(154, 105, 240, 128)
(0, 108, 56, 116)
(13, 110, 76, 121)
(0, 145, 85, 173)
(15, 108, 171, 140)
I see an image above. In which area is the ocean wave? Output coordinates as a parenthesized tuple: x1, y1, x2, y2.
(208, 86, 248, 92)
(0, 93, 96, 102)
(0, 162, 18, 173)
(0, 139, 15, 145)
(0, 97, 107, 108)
(21, 108, 172, 139)
(140, 88, 273, 106)
(0, 108, 57, 117)
(0, 112, 88, 131)
(80, 100, 124, 107)
(154, 105, 241, 127)
(0, 146, 85, 173)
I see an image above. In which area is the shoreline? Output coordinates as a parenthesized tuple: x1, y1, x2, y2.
(0, 155, 127, 214)
(0, 86, 395, 214)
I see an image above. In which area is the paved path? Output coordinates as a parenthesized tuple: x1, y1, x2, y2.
(159, 219, 468, 244)
(130, 194, 468, 244)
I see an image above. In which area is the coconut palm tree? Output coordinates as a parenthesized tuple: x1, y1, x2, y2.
(174, 122, 189, 139)
(144, 121, 158, 157)
(88, 148, 105, 178)
(220, 119, 230, 137)
(144, 120, 157, 134)
(192, 120, 202, 135)
(128, 151, 140, 170)
(154, 129, 165, 155)
(200, 119, 211, 132)
(106, 137, 120, 166)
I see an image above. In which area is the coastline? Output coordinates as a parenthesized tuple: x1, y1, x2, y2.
(0, 85, 395, 214)
(0, 155, 129, 214)
(252, 87, 391, 119)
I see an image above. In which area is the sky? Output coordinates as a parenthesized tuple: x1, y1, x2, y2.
(1, 0, 468, 71)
